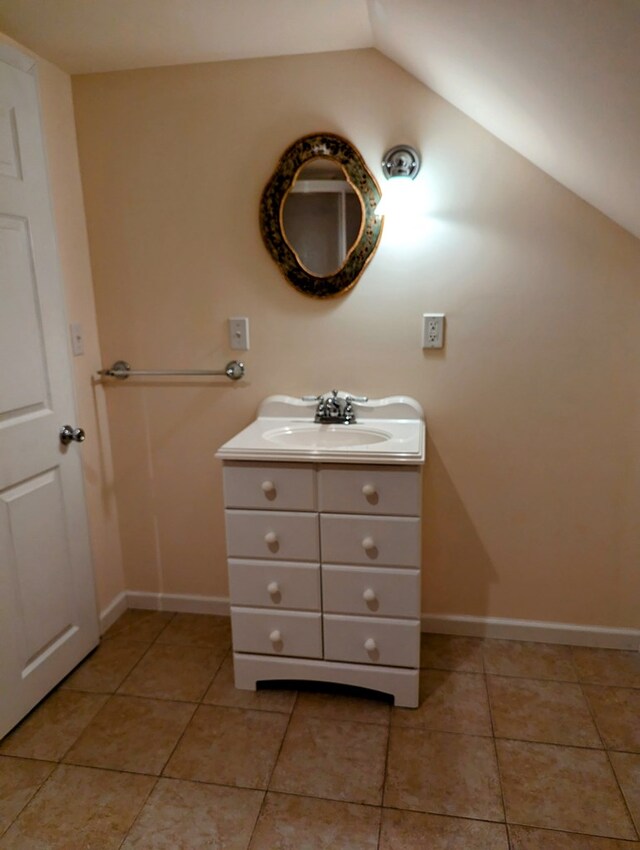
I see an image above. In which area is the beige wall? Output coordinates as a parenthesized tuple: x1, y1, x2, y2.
(0, 33, 126, 612)
(72, 48, 640, 629)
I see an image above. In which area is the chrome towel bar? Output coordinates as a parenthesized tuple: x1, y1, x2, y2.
(98, 360, 245, 381)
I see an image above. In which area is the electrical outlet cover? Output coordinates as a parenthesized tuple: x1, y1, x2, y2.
(422, 313, 445, 349)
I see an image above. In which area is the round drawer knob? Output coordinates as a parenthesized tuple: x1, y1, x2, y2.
(264, 531, 278, 545)
(364, 637, 377, 652)
(362, 483, 377, 497)
(267, 581, 280, 596)
(261, 480, 276, 494)
(362, 588, 377, 603)
(361, 536, 376, 551)
(269, 629, 282, 643)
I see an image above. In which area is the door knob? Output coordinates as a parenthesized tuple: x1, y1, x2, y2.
(60, 425, 85, 445)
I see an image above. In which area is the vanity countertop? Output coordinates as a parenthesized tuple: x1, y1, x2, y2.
(216, 394, 425, 465)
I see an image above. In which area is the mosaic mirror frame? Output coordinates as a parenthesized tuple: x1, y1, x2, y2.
(260, 133, 383, 298)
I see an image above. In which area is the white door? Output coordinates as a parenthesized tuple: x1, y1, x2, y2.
(0, 44, 99, 738)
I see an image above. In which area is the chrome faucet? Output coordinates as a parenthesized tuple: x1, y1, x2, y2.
(302, 389, 368, 424)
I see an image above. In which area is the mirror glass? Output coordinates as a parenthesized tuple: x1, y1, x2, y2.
(260, 133, 382, 298)
(282, 158, 363, 277)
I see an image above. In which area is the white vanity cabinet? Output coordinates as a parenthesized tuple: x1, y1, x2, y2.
(221, 460, 422, 707)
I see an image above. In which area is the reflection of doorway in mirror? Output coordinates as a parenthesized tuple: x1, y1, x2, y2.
(282, 158, 362, 277)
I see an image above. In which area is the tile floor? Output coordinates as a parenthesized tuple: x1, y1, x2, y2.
(0, 611, 639, 849)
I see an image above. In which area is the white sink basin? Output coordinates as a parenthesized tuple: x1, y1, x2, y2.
(216, 394, 425, 464)
(263, 424, 392, 449)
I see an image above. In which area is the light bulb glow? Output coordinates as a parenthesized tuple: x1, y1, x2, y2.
(376, 175, 429, 244)
(376, 176, 426, 218)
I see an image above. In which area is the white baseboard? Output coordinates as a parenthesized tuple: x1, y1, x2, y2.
(100, 591, 639, 651)
(126, 591, 230, 617)
(421, 613, 640, 651)
(98, 591, 128, 634)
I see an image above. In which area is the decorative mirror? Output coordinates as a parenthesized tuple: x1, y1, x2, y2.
(260, 133, 383, 298)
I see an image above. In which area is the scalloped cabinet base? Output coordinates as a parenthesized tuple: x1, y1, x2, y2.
(233, 653, 420, 708)
(220, 459, 423, 708)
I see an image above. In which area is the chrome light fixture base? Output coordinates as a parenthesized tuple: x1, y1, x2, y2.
(381, 145, 421, 180)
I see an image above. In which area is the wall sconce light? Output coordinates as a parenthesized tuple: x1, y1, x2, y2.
(376, 144, 422, 219)
(381, 145, 421, 181)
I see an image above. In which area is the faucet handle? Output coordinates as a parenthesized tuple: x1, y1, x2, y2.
(302, 390, 338, 401)
(345, 394, 369, 403)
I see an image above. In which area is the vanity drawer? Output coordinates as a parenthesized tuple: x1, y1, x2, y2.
(231, 607, 322, 659)
(319, 465, 421, 516)
(320, 514, 420, 568)
(228, 559, 321, 610)
(323, 614, 420, 668)
(322, 565, 419, 618)
(223, 462, 316, 511)
(225, 510, 319, 561)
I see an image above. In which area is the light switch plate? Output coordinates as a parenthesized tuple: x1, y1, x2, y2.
(70, 322, 84, 356)
(228, 317, 250, 350)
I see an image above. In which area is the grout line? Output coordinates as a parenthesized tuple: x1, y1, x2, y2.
(101, 610, 177, 644)
(55, 694, 111, 765)
(64, 680, 390, 718)
(246, 789, 269, 849)
(55, 687, 204, 708)
(153, 685, 217, 780)
(483, 669, 582, 685)
(490, 733, 604, 751)
(104, 613, 230, 707)
(115, 774, 160, 850)
(579, 679, 640, 841)
(484, 669, 511, 845)
(0, 757, 57, 840)
(377, 705, 393, 850)
(375, 806, 384, 850)
(479, 642, 487, 675)
(264, 691, 297, 789)
(152, 611, 177, 641)
(378, 801, 507, 824)
(106, 637, 167, 703)
(246, 690, 299, 848)
(403, 663, 640, 690)
(438, 668, 640, 689)
(506, 820, 640, 844)
(482, 669, 581, 684)
(486, 734, 626, 754)
(140, 685, 200, 782)
(245, 789, 268, 850)
(373, 723, 613, 751)
(193, 650, 228, 704)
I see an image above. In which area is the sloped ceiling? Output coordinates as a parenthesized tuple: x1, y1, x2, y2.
(370, 0, 640, 239)
(0, 0, 373, 71)
(0, 0, 638, 238)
